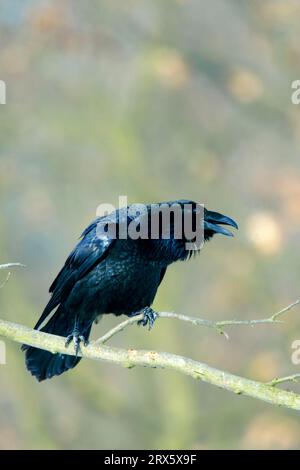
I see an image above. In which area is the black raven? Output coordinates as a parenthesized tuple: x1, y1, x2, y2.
(23, 200, 238, 381)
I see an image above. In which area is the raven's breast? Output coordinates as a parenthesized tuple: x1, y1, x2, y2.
(66, 240, 164, 318)
(99, 255, 163, 315)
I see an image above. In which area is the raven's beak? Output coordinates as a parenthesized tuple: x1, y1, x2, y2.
(204, 210, 238, 237)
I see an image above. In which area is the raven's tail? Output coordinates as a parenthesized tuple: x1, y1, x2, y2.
(22, 307, 92, 382)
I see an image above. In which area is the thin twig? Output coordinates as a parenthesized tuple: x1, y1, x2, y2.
(0, 272, 11, 289)
(95, 300, 300, 345)
(0, 263, 25, 289)
(269, 300, 300, 321)
(0, 263, 26, 270)
(268, 374, 300, 387)
(96, 314, 145, 344)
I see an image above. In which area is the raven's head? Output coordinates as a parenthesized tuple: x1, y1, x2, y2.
(204, 207, 238, 241)
(144, 200, 238, 262)
(167, 200, 238, 243)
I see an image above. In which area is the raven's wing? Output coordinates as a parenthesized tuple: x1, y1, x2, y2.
(35, 216, 117, 330)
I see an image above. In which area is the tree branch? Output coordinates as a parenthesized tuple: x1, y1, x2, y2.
(1, 262, 299, 410)
(1, 307, 300, 411)
(95, 300, 300, 344)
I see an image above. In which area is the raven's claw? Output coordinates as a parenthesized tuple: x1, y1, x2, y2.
(138, 307, 158, 330)
(65, 330, 89, 356)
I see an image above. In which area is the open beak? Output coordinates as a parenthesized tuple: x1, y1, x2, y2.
(204, 210, 238, 237)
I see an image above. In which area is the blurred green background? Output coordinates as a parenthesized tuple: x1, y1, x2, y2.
(1, 0, 300, 450)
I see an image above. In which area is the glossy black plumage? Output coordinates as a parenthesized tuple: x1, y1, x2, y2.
(23, 200, 238, 381)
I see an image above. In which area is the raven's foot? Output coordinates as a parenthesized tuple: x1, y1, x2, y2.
(65, 329, 89, 357)
(137, 307, 158, 330)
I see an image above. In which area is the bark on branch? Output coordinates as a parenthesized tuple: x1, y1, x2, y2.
(0, 308, 300, 411)
(1, 263, 300, 411)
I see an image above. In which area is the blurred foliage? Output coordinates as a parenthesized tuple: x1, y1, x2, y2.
(1, 0, 300, 450)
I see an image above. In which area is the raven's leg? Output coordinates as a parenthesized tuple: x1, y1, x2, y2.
(23, 308, 93, 381)
(65, 317, 89, 356)
(136, 307, 158, 330)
